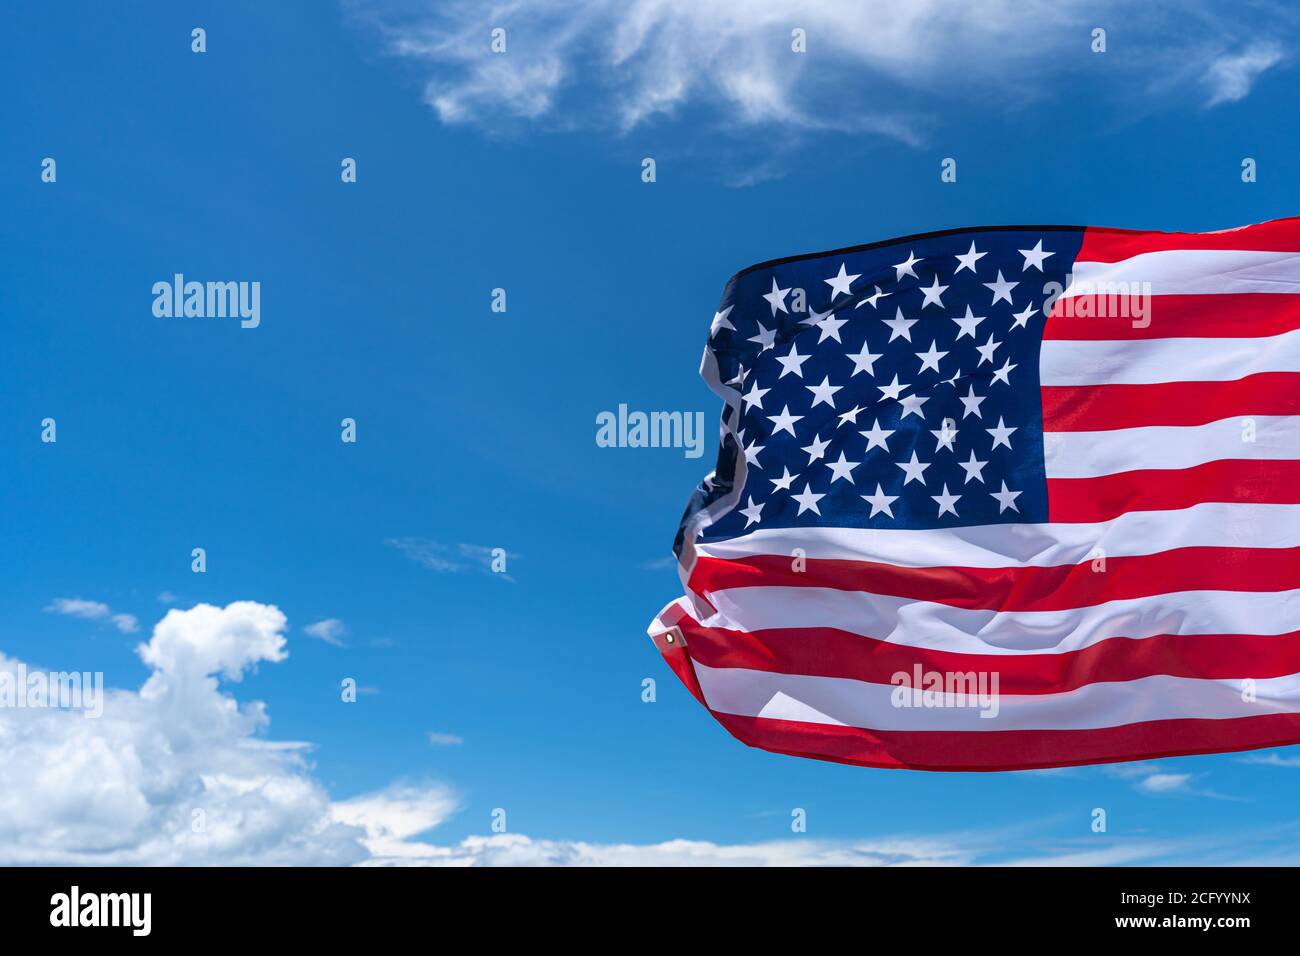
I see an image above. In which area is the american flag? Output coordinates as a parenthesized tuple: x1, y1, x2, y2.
(648, 217, 1300, 771)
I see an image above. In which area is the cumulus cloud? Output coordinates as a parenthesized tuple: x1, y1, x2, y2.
(1204, 41, 1283, 106)
(304, 618, 347, 647)
(0, 602, 371, 864)
(44, 597, 138, 634)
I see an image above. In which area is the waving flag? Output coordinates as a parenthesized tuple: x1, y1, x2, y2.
(648, 217, 1300, 771)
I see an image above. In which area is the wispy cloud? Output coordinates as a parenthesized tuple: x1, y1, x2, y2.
(304, 618, 348, 647)
(1238, 752, 1300, 768)
(1103, 762, 1241, 801)
(353, 0, 1293, 160)
(386, 538, 516, 581)
(1204, 41, 1283, 106)
(43, 597, 138, 634)
(427, 731, 464, 747)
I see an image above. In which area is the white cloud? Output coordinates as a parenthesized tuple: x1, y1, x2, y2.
(1204, 42, 1283, 106)
(0, 602, 371, 864)
(427, 731, 464, 746)
(44, 597, 139, 634)
(354, 0, 1291, 145)
(304, 618, 347, 647)
(386, 538, 515, 580)
(1136, 772, 1192, 794)
(1239, 752, 1300, 768)
(362, 0, 1085, 139)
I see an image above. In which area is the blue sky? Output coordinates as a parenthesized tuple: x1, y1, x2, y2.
(3, 1, 1300, 864)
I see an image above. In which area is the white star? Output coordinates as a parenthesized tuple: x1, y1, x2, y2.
(883, 307, 918, 342)
(742, 381, 770, 410)
(862, 484, 899, 518)
(801, 433, 831, 464)
(762, 278, 791, 315)
(958, 450, 989, 484)
(893, 250, 921, 280)
(931, 421, 958, 452)
(813, 312, 848, 344)
(776, 343, 811, 378)
(1010, 303, 1037, 329)
(739, 496, 764, 527)
(726, 365, 746, 387)
(709, 305, 735, 336)
(825, 451, 861, 484)
(769, 466, 799, 492)
(747, 322, 777, 351)
(919, 274, 949, 309)
(877, 374, 907, 401)
(975, 333, 1001, 366)
(806, 375, 843, 409)
(984, 270, 1019, 306)
(991, 357, 1017, 385)
(931, 483, 961, 517)
(1019, 239, 1054, 272)
(800, 305, 831, 328)
(845, 343, 882, 377)
(952, 305, 984, 340)
(986, 416, 1017, 450)
(898, 393, 929, 420)
(792, 483, 826, 516)
(896, 451, 931, 485)
(915, 340, 948, 374)
(742, 438, 764, 467)
(837, 404, 866, 428)
(860, 420, 895, 453)
(767, 405, 803, 436)
(991, 480, 1023, 513)
(954, 241, 987, 274)
(958, 386, 986, 419)
(855, 285, 890, 310)
(825, 263, 861, 300)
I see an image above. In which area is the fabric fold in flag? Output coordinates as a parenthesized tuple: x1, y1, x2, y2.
(648, 216, 1300, 771)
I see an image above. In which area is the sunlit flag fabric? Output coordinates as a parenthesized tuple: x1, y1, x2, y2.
(648, 217, 1300, 771)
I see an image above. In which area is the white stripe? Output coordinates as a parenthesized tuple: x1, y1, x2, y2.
(1044, 415, 1300, 478)
(693, 661, 1300, 732)
(693, 502, 1300, 568)
(1062, 249, 1300, 297)
(698, 586, 1300, 655)
(1039, 327, 1300, 386)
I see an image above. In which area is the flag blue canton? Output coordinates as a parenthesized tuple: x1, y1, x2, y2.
(682, 227, 1087, 545)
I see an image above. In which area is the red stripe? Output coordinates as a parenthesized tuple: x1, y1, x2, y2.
(689, 547, 1300, 612)
(1041, 373, 1300, 431)
(673, 614, 1300, 696)
(1047, 459, 1300, 523)
(707, 710, 1300, 771)
(1078, 218, 1300, 263)
(1043, 293, 1300, 341)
